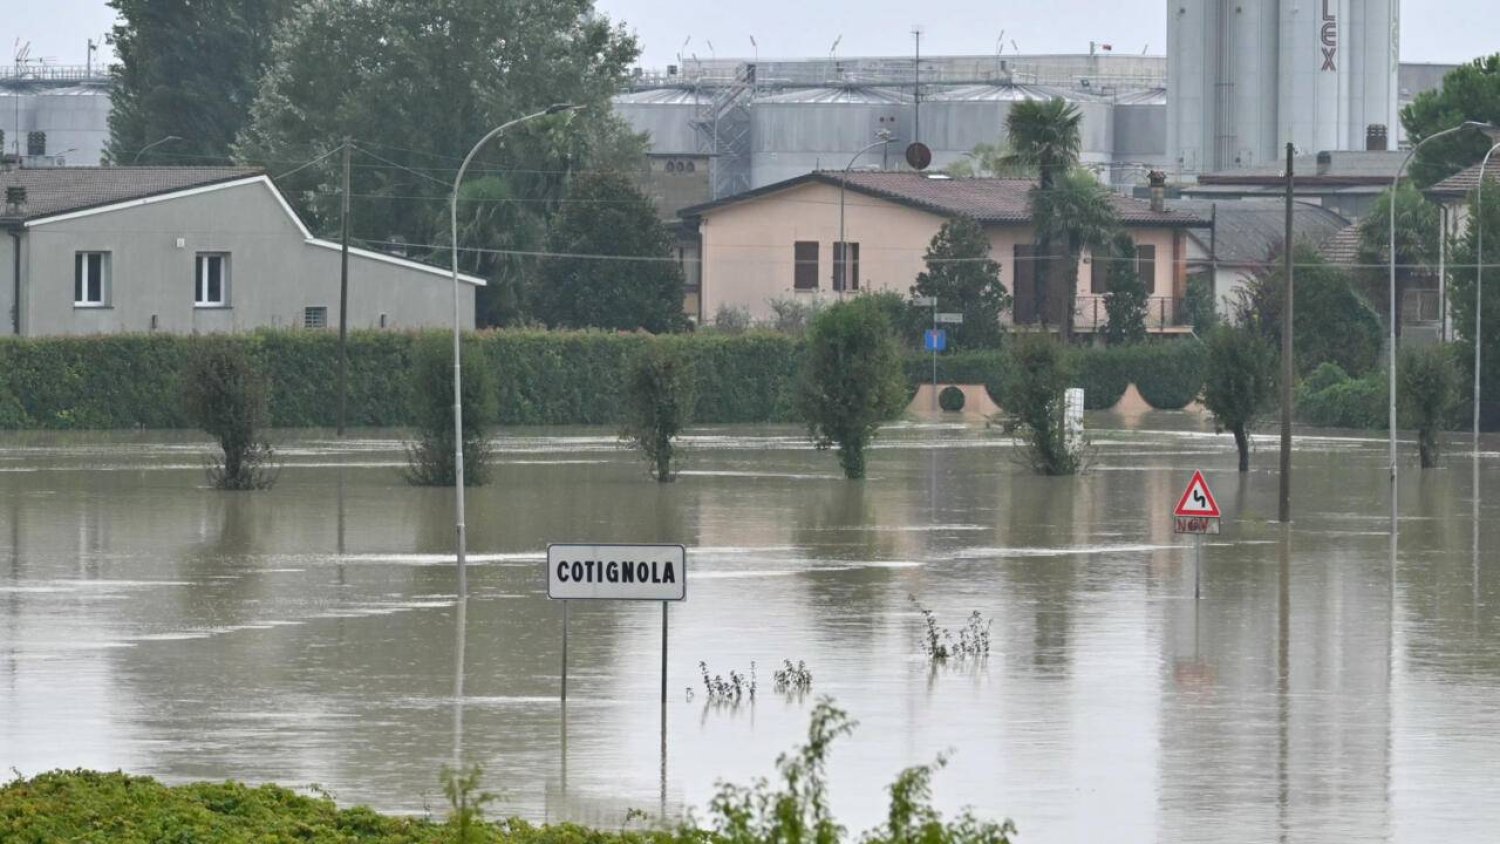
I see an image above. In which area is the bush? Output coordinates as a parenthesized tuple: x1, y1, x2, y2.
(796, 298, 907, 479)
(1006, 334, 1083, 475)
(181, 338, 277, 490)
(1201, 325, 1278, 471)
(938, 386, 966, 412)
(1129, 342, 1208, 409)
(404, 335, 497, 487)
(1102, 233, 1148, 346)
(620, 342, 696, 481)
(911, 215, 1010, 349)
(1398, 343, 1462, 468)
(1183, 271, 1219, 333)
(712, 304, 753, 334)
(1297, 368, 1386, 429)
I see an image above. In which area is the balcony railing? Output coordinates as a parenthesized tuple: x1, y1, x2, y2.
(1074, 295, 1193, 333)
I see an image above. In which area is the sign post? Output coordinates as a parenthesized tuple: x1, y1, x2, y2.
(913, 296, 938, 410)
(1172, 470, 1222, 600)
(548, 543, 686, 701)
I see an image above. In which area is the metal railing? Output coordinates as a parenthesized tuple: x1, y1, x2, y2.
(1074, 295, 1193, 332)
(0, 65, 110, 84)
(1402, 288, 1442, 324)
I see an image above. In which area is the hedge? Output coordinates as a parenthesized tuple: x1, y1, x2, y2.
(0, 330, 1210, 431)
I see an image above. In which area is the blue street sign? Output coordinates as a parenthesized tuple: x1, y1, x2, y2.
(924, 329, 947, 352)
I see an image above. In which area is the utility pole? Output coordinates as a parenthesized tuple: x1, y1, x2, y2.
(1278, 142, 1294, 523)
(337, 138, 351, 436)
(912, 26, 923, 146)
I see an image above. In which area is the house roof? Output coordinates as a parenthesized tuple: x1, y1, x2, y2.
(1427, 162, 1500, 197)
(0, 166, 262, 223)
(1318, 224, 1364, 269)
(1169, 199, 1349, 265)
(1194, 150, 1407, 187)
(681, 171, 1210, 228)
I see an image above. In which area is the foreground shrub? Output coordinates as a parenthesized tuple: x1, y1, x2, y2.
(405, 335, 497, 487)
(1398, 343, 1462, 468)
(181, 338, 277, 490)
(621, 342, 697, 481)
(1006, 334, 1084, 475)
(796, 298, 907, 479)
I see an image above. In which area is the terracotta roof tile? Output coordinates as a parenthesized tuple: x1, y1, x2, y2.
(1429, 162, 1500, 196)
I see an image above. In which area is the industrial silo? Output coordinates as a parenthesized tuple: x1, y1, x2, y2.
(30, 86, 110, 164)
(611, 88, 707, 155)
(748, 86, 910, 188)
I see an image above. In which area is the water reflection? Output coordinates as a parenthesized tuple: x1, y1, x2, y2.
(0, 423, 1498, 840)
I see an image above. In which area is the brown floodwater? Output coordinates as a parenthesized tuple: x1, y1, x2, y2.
(1, 414, 1497, 843)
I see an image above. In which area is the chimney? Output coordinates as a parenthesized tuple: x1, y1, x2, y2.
(4, 185, 25, 214)
(1148, 169, 1167, 213)
(1316, 151, 1333, 176)
(1366, 124, 1389, 151)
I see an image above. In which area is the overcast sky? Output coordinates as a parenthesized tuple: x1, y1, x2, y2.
(4, 0, 1490, 70)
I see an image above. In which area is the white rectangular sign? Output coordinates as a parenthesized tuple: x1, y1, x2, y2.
(547, 544, 686, 601)
(935, 312, 965, 323)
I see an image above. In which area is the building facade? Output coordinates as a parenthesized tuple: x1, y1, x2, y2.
(1, 168, 480, 336)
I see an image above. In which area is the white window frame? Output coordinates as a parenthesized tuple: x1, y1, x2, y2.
(195, 252, 231, 308)
(74, 251, 110, 307)
(303, 306, 328, 329)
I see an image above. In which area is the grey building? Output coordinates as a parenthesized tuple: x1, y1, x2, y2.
(1, 167, 480, 336)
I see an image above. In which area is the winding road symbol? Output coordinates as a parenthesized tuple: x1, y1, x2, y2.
(1173, 470, 1222, 519)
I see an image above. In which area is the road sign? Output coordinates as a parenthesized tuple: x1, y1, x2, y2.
(923, 329, 946, 352)
(1174, 516, 1221, 535)
(912, 296, 937, 307)
(547, 544, 686, 601)
(1173, 470, 1221, 518)
(935, 312, 964, 324)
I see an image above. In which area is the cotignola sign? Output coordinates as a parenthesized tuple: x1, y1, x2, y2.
(547, 544, 686, 601)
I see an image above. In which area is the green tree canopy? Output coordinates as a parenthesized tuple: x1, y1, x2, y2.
(1402, 55, 1500, 188)
(911, 216, 1010, 349)
(234, 0, 645, 325)
(533, 173, 686, 333)
(795, 297, 907, 479)
(1233, 243, 1383, 379)
(1103, 233, 1148, 346)
(1032, 168, 1119, 338)
(1201, 325, 1278, 472)
(1447, 181, 1500, 421)
(1003, 99, 1083, 191)
(107, 0, 297, 165)
(1357, 184, 1442, 337)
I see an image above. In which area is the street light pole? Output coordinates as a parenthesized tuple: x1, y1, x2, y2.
(1475, 142, 1500, 525)
(838, 132, 892, 296)
(132, 134, 182, 164)
(449, 103, 577, 600)
(1387, 120, 1495, 536)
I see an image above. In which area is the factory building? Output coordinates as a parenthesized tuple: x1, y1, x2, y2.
(1, 66, 110, 167)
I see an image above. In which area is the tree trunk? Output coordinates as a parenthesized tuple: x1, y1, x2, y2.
(839, 438, 867, 480)
(1034, 234, 1052, 330)
(1233, 423, 1250, 472)
(1418, 427, 1438, 469)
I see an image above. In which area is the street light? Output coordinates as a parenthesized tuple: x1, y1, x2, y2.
(449, 103, 578, 600)
(1474, 141, 1500, 524)
(132, 135, 182, 164)
(838, 131, 893, 295)
(1387, 120, 1495, 535)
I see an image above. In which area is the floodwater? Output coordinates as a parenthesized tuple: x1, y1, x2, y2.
(2, 415, 1499, 843)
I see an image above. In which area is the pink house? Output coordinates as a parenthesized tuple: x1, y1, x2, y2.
(680, 171, 1211, 334)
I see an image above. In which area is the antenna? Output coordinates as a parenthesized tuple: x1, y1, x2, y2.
(829, 35, 842, 60)
(996, 31, 1006, 55)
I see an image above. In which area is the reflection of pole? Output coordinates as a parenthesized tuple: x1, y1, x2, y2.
(451, 597, 468, 769)
(1277, 525, 1290, 841)
(561, 600, 569, 702)
(1278, 143, 1294, 523)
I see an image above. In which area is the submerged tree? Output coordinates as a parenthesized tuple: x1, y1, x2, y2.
(1006, 334, 1084, 476)
(404, 335, 496, 487)
(795, 297, 907, 479)
(1398, 343, 1462, 469)
(620, 341, 697, 481)
(911, 215, 1010, 349)
(1200, 325, 1278, 472)
(181, 339, 277, 490)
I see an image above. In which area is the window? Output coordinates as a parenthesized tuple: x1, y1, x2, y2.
(303, 306, 328, 329)
(794, 241, 819, 290)
(1089, 250, 1109, 294)
(74, 252, 109, 306)
(1012, 244, 1037, 324)
(195, 253, 230, 307)
(832, 242, 860, 291)
(1136, 245, 1157, 294)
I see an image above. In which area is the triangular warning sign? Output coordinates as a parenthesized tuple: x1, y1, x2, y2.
(1173, 470, 1221, 518)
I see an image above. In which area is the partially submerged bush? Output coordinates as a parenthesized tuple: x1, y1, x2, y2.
(1200, 324, 1278, 472)
(1398, 343, 1462, 469)
(772, 659, 814, 695)
(1005, 334, 1085, 475)
(795, 297, 907, 479)
(404, 335, 497, 486)
(181, 338, 277, 490)
(620, 342, 696, 481)
(911, 596, 992, 663)
(701, 660, 757, 705)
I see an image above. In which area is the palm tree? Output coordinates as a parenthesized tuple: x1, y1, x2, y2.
(1004, 99, 1085, 332)
(1032, 168, 1119, 338)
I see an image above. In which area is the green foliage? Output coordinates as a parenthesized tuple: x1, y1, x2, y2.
(621, 342, 697, 481)
(1031, 168, 1120, 337)
(1201, 325, 1278, 471)
(1103, 233, 1148, 346)
(796, 298, 907, 479)
(1447, 182, 1500, 423)
(1233, 244, 1383, 378)
(911, 216, 1010, 349)
(1399, 343, 1462, 468)
(910, 596, 991, 663)
(1005, 99, 1085, 333)
(767, 297, 826, 336)
(1401, 55, 1500, 188)
(1183, 272, 1219, 333)
(535, 173, 687, 332)
(1006, 334, 1083, 475)
(944, 141, 1032, 179)
(107, 0, 296, 164)
(1296, 366, 1387, 429)
(1129, 342, 1209, 410)
(181, 338, 277, 490)
(858, 291, 925, 347)
(1356, 185, 1443, 334)
(713, 304, 753, 334)
(404, 335, 497, 487)
(235, 0, 644, 326)
(938, 386, 966, 412)
(441, 764, 497, 844)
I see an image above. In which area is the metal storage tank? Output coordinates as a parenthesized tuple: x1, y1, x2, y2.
(611, 88, 707, 156)
(30, 86, 110, 164)
(749, 86, 910, 188)
(1111, 88, 1169, 176)
(920, 83, 1102, 171)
